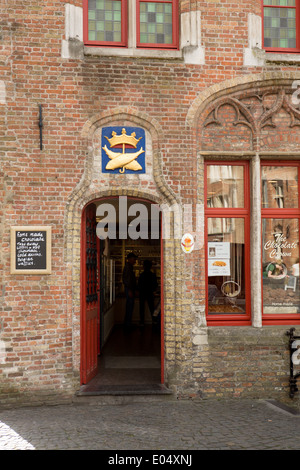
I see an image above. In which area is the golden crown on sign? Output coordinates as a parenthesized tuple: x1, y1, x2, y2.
(102, 128, 144, 173)
(105, 128, 142, 149)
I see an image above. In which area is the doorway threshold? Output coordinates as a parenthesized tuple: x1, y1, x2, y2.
(76, 383, 172, 396)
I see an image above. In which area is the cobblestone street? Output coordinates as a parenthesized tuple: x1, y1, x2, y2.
(0, 398, 299, 452)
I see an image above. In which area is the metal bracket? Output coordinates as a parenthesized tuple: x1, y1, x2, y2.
(286, 328, 300, 398)
(38, 104, 43, 150)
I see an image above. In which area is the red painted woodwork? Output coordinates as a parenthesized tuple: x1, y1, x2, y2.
(160, 212, 164, 384)
(204, 162, 251, 326)
(83, 0, 178, 50)
(261, 161, 300, 325)
(81, 203, 99, 384)
(262, 0, 300, 53)
(83, 0, 128, 48)
(136, 0, 179, 50)
(80, 196, 164, 385)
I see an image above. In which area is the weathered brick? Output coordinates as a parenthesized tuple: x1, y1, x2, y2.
(0, 0, 300, 408)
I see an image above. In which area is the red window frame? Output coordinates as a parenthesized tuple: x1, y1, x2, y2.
(261, 161, 300, 325)
(136, 0, 179, 49)
(83, 0, 178, 49)
(204, 162, 251, 326)
(83, 0, 128, 47)
(262, 0, 300, 53)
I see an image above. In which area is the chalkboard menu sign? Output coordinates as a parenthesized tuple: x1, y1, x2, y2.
(11, 226, 51, 274)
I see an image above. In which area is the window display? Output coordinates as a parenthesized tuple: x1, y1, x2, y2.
(205, 162, 250, 324)
(207, 218, 246, 315)
(262, 218, 300, 314)
(261, 163, 300, 321)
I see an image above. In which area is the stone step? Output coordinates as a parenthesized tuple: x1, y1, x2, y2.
(73, 384, 174, 404)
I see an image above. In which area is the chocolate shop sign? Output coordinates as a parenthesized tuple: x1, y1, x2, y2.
(264, 233, 297, 258)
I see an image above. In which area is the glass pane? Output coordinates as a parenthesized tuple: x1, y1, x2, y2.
(264, 0, 295, 5)
(261, 166, 298, 208)
(207, 218, 246, 315)
(262, 218, 300, 314)
(139, 2, 173, 44)
(88, 0, 122, 42)
(207, 165, 244, 208)
(264, 6, 296, 48)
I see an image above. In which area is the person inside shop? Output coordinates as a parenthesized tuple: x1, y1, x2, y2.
(138, 260, 158, 327)
(263, 260, 284, 279)
(122, 252, 137, 332)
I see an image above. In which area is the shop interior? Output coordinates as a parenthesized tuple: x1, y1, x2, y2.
(80, 198, 162, 393)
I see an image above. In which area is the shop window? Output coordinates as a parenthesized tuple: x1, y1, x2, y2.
(262, 0, 300, 52)
(261, 165, 298, 208)
(83, 0, 178, 49)
(261, 163, 300, 324)
(206, 165, 245, 208)
(205, 163, 251, 325)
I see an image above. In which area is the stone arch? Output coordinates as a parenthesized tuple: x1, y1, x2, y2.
(64, 107, 181, 380)
(186, 72, 300, 154)
(186, 71, 300, 131)
(81, 107, 177, 203)
(200, 97, 256, 152)
(65, 107, 180, 262)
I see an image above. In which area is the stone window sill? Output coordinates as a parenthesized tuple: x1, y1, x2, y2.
(62, 39, 204, 64)
(244, 47, 300, 66)
(84, 46, 183, 60)
(265, 51, 300, 64)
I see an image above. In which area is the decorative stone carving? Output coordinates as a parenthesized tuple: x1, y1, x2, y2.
(200, 87, 300, 152)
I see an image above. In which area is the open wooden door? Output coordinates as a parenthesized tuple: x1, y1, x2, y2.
(81, 203, 99, 384)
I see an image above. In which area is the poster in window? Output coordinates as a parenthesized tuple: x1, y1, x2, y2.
(208, 242, 230, 276)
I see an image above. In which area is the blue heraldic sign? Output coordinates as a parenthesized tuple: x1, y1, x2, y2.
(101, 126, 146, 174)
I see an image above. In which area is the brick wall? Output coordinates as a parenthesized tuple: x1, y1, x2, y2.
(0, 0, 300, 407)
(188, 327, 291, 400)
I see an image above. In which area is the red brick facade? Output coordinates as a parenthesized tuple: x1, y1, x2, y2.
(1, 0, 300, 407)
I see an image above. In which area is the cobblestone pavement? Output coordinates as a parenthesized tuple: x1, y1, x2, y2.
(0, 398, 300, 451)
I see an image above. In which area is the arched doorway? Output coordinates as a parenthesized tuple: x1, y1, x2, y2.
(80, 196, 164, 392)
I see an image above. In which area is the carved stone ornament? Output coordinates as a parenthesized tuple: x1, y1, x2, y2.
(200, 87, 300, 152)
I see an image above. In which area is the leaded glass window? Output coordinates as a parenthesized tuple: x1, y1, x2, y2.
(88, 0, 123, 43)
(139, 2, 173, 45)
(263, 0, 298, 49)
(84, 0, 178, 48)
